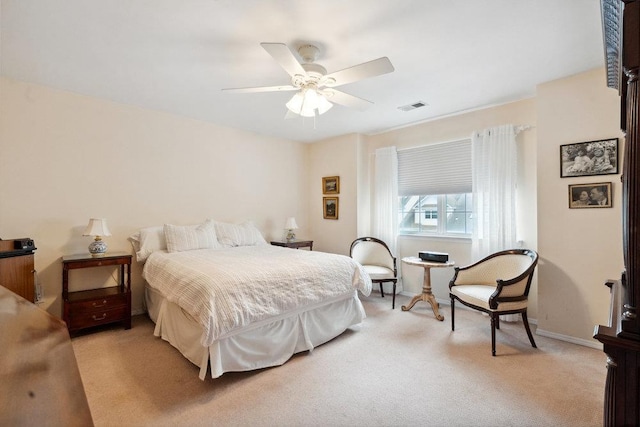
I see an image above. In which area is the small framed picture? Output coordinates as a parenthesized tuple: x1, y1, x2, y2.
(568, 182, 612, 208)
(560, 138, 619, 178)
(323, 197, 339, 219)
(322, 176, 340, 194)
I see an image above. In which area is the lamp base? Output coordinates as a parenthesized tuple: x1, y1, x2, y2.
(88, 240, 107, 255)
(286, 230, 296, 242)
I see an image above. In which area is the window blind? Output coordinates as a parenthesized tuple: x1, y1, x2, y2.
(397, 139, 472, 196)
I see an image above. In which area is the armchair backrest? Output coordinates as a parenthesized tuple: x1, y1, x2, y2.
(451, 249, 538, 300)
(350, 237, 396, 272)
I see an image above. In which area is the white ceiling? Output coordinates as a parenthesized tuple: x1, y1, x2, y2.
(1, 0, 604, 143)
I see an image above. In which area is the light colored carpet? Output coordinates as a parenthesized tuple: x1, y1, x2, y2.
(71, 293, 605, 427)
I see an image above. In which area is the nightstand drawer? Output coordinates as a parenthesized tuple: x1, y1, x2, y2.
(70, 294, 127, 314)
(68, 306, 128, 330)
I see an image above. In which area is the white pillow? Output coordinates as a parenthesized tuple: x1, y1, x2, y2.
(214, 220, 267, 247)
(164, 220, 221, 253)
(128, 226, 166, 262)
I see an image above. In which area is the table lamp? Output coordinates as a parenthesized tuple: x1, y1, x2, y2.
(83, 218, 111, 255)
(284, 217, 298, 242)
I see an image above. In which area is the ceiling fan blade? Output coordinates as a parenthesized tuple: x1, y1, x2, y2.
(260, 42, 307, 78)
(323, 57, 394, 87)
(222, 85, 297, 94)
(323, 89, 373, 112)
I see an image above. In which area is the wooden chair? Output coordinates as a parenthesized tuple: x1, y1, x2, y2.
(350, 237, 398, 309)
(449, 249, 539, 356)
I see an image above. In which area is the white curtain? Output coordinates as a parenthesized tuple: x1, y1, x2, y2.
(471, 124, 518, 259)
(373, 146, 398, 254)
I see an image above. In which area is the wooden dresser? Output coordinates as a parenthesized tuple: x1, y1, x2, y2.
(0, 239, 36, 302)
(595, 1, 640, 425)
(0, 286, 94, 426)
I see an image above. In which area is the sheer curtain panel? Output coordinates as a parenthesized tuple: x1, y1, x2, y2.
(373, 147, 398, 254)
(471, 124, 518, 258)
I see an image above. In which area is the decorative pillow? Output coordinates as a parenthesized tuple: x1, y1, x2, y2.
(164, 220, 221, 253)
(214, 220, 267, 247)
(128, 226, 166, 262)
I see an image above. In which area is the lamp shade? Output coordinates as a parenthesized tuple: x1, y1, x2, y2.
(285, 217, 298, 230)
(83, 218, 111, 237)
(286, 88, 333, 117)
(286, 92, 304, 113)
(316, 94, 333, 114)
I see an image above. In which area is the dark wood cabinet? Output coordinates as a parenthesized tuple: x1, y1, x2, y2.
(62, 252, 132, 333)
(595, 1, 640, 425)
(0, 239, 36, 302)
(0, 286, 93, 426)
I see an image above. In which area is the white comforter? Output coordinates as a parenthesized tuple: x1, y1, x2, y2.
(143, 245, 372, 346)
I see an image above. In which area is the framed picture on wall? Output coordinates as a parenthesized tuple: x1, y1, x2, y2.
(568, 182, 612, 208)
(322, 176, 340, 194)
(323, 197, 339, 219)
(560, 138, 618, 178)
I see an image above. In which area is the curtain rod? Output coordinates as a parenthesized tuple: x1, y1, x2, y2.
(474, 124, 535, 138)
(515, 125, 534, 134)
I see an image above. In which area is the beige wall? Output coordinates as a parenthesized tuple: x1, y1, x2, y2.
(0, 77, 309, 317)
(306, 133, 360, 255)
(536, 68, 624, 345)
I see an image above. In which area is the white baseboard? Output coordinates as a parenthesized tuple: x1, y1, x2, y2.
(399, 292, 602, 350)
(535, 328, 603, 350)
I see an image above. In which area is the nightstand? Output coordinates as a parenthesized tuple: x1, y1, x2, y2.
(270, 240, 314, 250)
(62, 252, 132, 334)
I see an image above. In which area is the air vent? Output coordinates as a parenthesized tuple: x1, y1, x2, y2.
(398, 101, 428, 112)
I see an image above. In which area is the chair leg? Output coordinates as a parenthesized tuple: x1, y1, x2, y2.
(495, 315, 500, 330)
(392, 282, 396, 309)
(522, 311, 537, 349)
(379, 283, 385, 298)
(490, 313, 497, 356)
(450, 296, 455, 331)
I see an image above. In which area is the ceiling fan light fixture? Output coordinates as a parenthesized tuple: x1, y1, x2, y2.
(286, 88, 333, 117)
(285, 91, 315, 117)
(286, 92, 304, 113)
(316, 93, 333, 114)
(304, 87, 319, 106)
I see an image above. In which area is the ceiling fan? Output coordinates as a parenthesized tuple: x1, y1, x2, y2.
(222, 43, 394, 118)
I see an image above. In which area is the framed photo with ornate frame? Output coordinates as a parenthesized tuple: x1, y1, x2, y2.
(560, 138, 618, 178)
(322, 176, 340, 194)
(568, 182, 612, 208)
(323, 197, 339, 219)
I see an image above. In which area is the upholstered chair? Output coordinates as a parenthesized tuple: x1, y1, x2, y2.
(350, 237, 398, 309)
(449, 249, 539, 356)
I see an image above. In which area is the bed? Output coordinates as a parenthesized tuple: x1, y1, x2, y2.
(130, 220, 372, 380)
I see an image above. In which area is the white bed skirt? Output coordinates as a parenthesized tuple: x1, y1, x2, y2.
(145, 285, 366, 380)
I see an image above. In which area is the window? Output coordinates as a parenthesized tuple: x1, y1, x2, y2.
(397, 139, 472, 237)
(399, 193, 473, 236)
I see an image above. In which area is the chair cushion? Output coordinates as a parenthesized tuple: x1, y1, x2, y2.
(362, 265, 396, 281)
(451, 285, 528, 312)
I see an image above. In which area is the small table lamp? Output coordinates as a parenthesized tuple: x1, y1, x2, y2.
(83, 218, 111, 255)
(285, 217, 298, 242)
